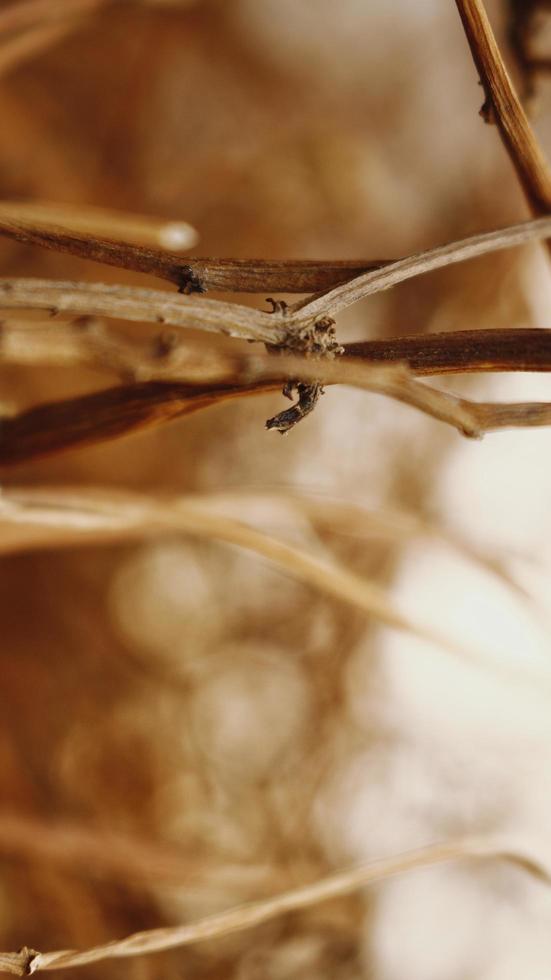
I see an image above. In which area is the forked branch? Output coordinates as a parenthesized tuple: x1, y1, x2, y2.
(3, 215, 551, 456)
(0, 213, 550, 300)
(3, 348, 551, 465)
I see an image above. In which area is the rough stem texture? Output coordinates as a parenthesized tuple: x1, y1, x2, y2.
(455, 0, 551, 225)
(4, 347, 551, 465)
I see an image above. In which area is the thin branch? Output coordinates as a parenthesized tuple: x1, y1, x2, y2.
(4, 318, 551, 378)
(0, 837, 545, 975)
(0, 216, 548, 348)
(0, 279, 279, 343)
(4, 347, 551, 464)
(346, 328, 551, 374)
(455, 0, 551, 222)
(0, 210, 386, 293)
(248, 489, 526, 597)
(2, 484, 548, 705)
(3, 214, 551, 456)
(1, 215, 551, 301)
(298, 215, 551, 318)
(171, 257, 388, 293)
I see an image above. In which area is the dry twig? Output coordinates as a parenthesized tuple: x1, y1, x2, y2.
(3, 345, 551, 464)
(3, 216, 551, 453)
(0, 214, 550, 297)
(0, 213, 384, 293)
(4, 318, 551, 378)
(455, 0, 551, 224)
(298, 216, 551, 318)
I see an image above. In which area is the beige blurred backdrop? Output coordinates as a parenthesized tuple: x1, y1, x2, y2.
(2, 1, 551, 978)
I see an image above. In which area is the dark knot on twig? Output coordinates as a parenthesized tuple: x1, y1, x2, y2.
(176, 266, 206, 295)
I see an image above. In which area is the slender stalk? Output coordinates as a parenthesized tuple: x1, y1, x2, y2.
(455, 0, 551, 226)
(0, 836, 544, 976)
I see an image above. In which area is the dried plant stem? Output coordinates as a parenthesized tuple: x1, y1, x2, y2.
(6, 318, 551, 378)
(3, 485, 550, 703)
(0, 216, 548, 356)
(4, 215, 551, 459)
(455, 0, 551, 224)
(0, 837, 545, 976)
(0, 379, 276, 463)
(0, 216, 549, 345)
(345, 328, 551, 374)
(0, 215, 550, 301)
(299, 216, 551, 318)
(246, 489, 523, 595)
(0, 279, 279, 342)
(4, 348, 551, 464)
(0, 210, 385, 291)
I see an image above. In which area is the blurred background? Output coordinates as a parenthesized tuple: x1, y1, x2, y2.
(2, 1, 551, 977)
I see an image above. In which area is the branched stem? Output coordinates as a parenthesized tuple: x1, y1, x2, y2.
(4, 346, 551, 464)
(0, 215, 550, 301)
(3, 214, 551, 454)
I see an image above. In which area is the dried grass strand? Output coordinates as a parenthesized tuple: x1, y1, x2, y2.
(0, 837, 545, 975)
(0, 486, 537, 676)
(0, 486, 445, 649)
(235, 490, 527, 597)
